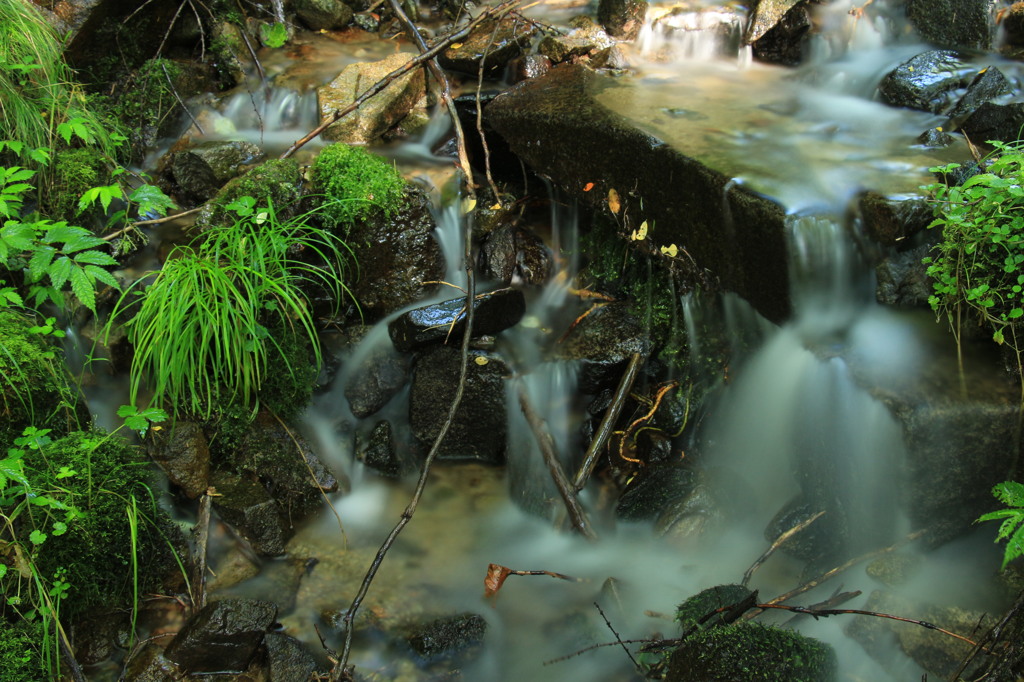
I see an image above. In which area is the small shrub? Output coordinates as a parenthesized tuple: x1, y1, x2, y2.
(42, 148, 111, 220)
(312, 143, 407, 231)
(977, 480, 1024, 570)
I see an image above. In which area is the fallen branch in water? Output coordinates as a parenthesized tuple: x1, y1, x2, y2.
(483, 563, 585, 600)
(741, 510, 826, 588)
(573, 351, 644, 493)
(518, 383, 598, 540)
(280, 0, 522, 160)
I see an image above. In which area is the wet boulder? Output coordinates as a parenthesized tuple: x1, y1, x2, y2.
(146, 420, 210, 499)
(945, 67, 1012, 127)
(905, 0, 998, 51)
(960, 101, 1024, 146)
(356, 420, 409, 477)
(439, 17, 536, 75)
(667, 623, 837, 681)
(877, 51, 972, 114)
(538, 25, 614, 63)
(510, 54, 553, 82)
(409, 345, 509, 464)
(168, 140, 265, 204)
(598, 0, 649, 41)
(294, 0, 353, 30)
(347, 186, 444, 318)
(675, 584, 755, 631)
(555, 301, 650, 392)
(164, 598, 278, 673)
(617, 463, 698, 522)
(265, 632, 318, 682)
(389, 288, 526, 353)
(405, 612, 488, 661)
(318, 51, 426, 144)
(858, 192, 933, 247)
(875, 243, 934, 308)
(210, 471, 292, 556)
(765, 494, 844, 563)
(344, 339, 411, 418)
(480, 224, 552, 285)
(1004, 2, 1024, 46)
(745, 0, 815, 66)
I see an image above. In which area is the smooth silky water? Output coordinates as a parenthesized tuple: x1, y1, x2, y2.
(128, 1, 1018, 679)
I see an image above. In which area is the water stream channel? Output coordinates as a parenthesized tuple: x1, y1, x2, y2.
(86, 0, 1024, 679)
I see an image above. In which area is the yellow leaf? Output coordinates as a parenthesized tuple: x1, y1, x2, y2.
(474, 355, 489, 366)
(491, 202, 502, 210)
(631, 220, 648, 241)
(608, 188, 621, 214)
(461, 197, 477, 215)
(660, 244, 678, 258)
(451, 43, 463, 49)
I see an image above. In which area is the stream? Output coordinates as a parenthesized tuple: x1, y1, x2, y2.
(86, 0, 1023, 679)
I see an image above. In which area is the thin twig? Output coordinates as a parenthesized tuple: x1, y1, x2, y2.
(161, 61, 204, 135)
(573, 352, 644, 492)
(57, 620, 86, 682)
(100, 207, 203, 241)
(594, 602, 640, 671)
(388, 0, 476, 191)
(280, 0, 522, 160)
(949, 588, 1024, 680)
(189, 490, 211, 610)
(155, 0, 188, 58)
(518, 383, 598, 540)
(236, 22, 266, 83)
(742, 510, 826, 587)
(474, 17, 505, 201)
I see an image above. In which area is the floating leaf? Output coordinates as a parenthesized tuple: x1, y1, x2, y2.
(608, 188, 621, 214)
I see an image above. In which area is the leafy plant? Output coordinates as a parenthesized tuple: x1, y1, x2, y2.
(977, 481, 1024, 569)
(312, 143, 407, 231)
(112, 197, 355, 420)
(260, 21, 288, 48)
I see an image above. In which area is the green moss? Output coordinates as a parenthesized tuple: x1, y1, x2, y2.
(42, 148, 112, 221)
(675, 584, 754, 631)
(0, 621, 41, 682)
(0, 311, 81, 446)
(667, 623, 837, 682)
(312, 143, 407, 232)
(198, 158, 303, 229)
(18, 430, 178, 618)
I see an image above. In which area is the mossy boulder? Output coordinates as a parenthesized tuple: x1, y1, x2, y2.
(0, 310, 83, 446)
(195, 158, 304, 230)
(311, 143, 407, 231)
(7, 430, 181, 619)
(44, 148, 112, 221)
(674, 584, 754, 631)
(666, 622, 837, 681)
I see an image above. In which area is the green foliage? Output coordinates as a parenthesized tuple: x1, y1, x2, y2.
(43, 148, 109, 220)
(0, 620, 41, 682)
(923, 141, 1024, 353)
(113, 197, 355, 420)
(104, 58, 183, 145)
(0, 310, 80, 446)
(260, 22, 288, 48)
(197, 158, 303, 231)
(977, 480, 1024, 570)
(312, 143, 407, 231)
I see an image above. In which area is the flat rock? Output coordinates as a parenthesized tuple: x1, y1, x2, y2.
(389, 288, 526, 353)
(164, 598, 277, 673)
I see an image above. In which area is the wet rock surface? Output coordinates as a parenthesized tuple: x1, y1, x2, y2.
(389, 287, 526, 352)
(746, 0, 814, 66)
(210, 471, 292, 556)
(858, 192, 933, 247)
(439, 16, 536, 75)
(555, 301, 650, 392)
(356, 420, 410, 477)
(294, 0, 353, 31)
(597, 0, 648, 41)
(905, 0, 997, 50)
(146, 420, 210, 499)
(167, 140, 265, 204)
(344, 337, 411, 418)
(486, 64, 793, 324)
(960, 101, 1024, 145)
(875, 243, 934, 308)
(409, 345, 509, 463)
(480, 223, 552, 285)
(318, 51, 426, 144)
(946, 66, 1012, 126)
(265, 631, 318, 681)
(877, 50, 971, 114)
(347, 186, 444, 318)
(405, 612, 488, 660)
(164, 598, 278, 673)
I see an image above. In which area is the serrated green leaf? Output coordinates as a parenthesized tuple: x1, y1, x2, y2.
(61, 233, 106, 254)
(41, 222, 86, 244)
(69, 266, 95, 313)
(84, 264, 120, 290)
(28, 246, 56, 282)
(74, 249, 117, 266)
(48, 256, 73, 290)
(129, 184, 176, 217)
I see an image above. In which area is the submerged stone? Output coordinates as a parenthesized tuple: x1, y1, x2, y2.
(210, 471, 291, 556)
(389, 288, 526, 353)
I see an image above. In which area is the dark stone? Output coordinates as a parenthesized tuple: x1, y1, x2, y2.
(877, 50, 971, 114)
(555, 301, 650, 393)
(357, 420, 404, 477)
(946, 67, 1012, 126)
(146, 421, 210, 499)
(480, 224, 552, 285)
(344, 342, 410, 418)
(656, 468, 752, 543)
(675, 584, 755, 630)
(120, 643, 181, 681)
(406, 613, 488, 659)
(538, 27, 614, 63)
(232, 413, 340, 519)
(347, 186, 444, 319)
(73, 611, 129, 665)
(1004, 2, 1024, 46)
(875, 243, 934, 308)
(265, 632, 317, 682)
(590, 45, 631, 70)
(388, 288, 527, 353)
(510, 54, 552, 83)
(617, 463, 697, 521)
(749, 1, 813, 66)
(917, 127, 955, 147)
(744, 0, 803, 44)
(858, 192, 933, 247)
(765, 494, 845, 563)
(485, 65, 793, 324)
(409, 345, 509, 464)
(666, 623, 837, 682)
(905, 0, 996, 50)
(597, 0, 648, 41)
(294, 0, 353, 30)
(210, 471, 291, 556)
(961, 101, 1024, 146)
(439, 17, 536, 75)
(170, 149, 218, 204)
(164, 598, 277, 673)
